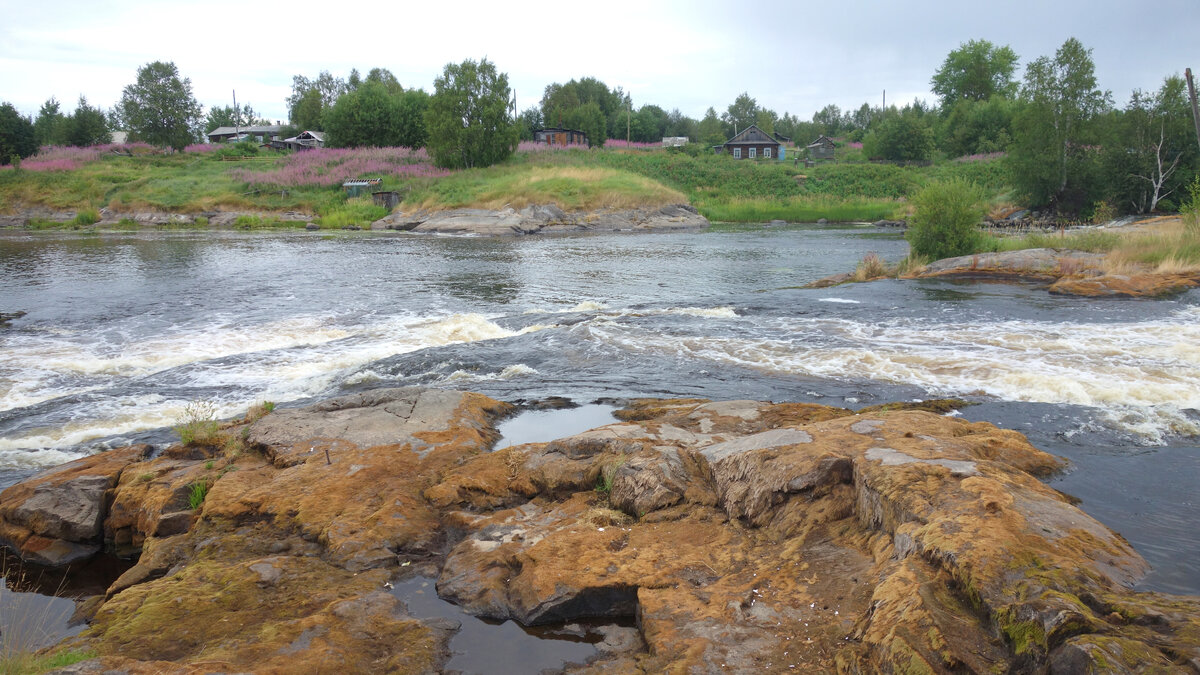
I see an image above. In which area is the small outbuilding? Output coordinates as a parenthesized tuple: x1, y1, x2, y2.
(662, 136, 689, 147)
(807, 135, 836, 161)
(271, 130, 326, 151)
(534, 128, 588, 147)
(718, 125, 785, 160)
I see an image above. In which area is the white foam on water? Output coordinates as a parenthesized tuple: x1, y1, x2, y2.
(586, 306, 1200, 443)
(818, 298, 861, 304)
(0, 313, 553, 465)
(662, 306, 739, 318)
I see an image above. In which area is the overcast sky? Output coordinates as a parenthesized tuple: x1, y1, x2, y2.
(2, 0, 1197, 125)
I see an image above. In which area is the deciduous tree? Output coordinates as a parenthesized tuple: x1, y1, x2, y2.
(204, 103, 267, 134)
(1009, 38, 1112, 210)
(425, 58, 519, 169)
(931, 39, 1019, 110)
(722, 92, 759, 136)
(117, 61, 203, 150)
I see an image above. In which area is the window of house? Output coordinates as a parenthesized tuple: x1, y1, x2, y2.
(749, 147, 757, 159)
(733, 148, 741, 159)
(764, 147, 772, 159)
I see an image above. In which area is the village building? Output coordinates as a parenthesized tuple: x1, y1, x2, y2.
(270, 130, 326, 151)
(534, 128, 588, 146)
(662, 136, 689, 147)
(207, 125, 284, 144)
(717, 125, 786, 160)
(807, 135, 836, 160)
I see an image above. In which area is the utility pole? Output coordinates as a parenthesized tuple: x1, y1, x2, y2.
(882, 89, 886, 110)
(232, 89, 240, 139)
(627, 98, 631, 144)
(1186, 69, 1200, 156)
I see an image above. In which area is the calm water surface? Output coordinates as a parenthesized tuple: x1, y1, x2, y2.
(1, 225, 1197, 596)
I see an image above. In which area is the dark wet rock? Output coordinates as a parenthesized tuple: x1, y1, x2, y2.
(0, 445, 151, 566)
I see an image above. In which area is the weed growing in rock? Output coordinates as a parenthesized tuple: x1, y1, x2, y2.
(174, 400, 220, 446)
(187, 480, 210, 510)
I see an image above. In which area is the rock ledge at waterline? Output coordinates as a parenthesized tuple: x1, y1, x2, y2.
(810, 247, 1200, 298)
(2, 388, 1199, 673)
(371, 203, 709, 235)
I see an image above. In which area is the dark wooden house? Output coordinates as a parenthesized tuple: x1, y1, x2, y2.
(807, 135, 836, 160)
(719, 125, 785, 160)
(535, 128, 588, 146)
(270, 130, 326, 151)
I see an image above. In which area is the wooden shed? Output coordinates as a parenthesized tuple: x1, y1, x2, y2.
(534, 128, 588, 147)
(807, 135, 836, 160)
(270, 130, 326, 151)
(719, 125, 785, 160)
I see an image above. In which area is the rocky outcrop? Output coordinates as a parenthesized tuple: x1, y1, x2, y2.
(370, 203, 709, 236)
(3, 390, 1198, 673)
(0, 444, 150, 565)
(809, 246, 1200, 299)
(916, 248, 1109, 281)
(0, 208, 316, 228)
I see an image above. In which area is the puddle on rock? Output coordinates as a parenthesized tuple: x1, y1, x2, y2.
(1, 552, 135, 653)
(391, 576, 637, 674)
(494, 404, 618, 450)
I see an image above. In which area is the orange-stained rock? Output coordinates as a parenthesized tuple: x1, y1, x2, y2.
(1050, 272, 1200, 297)
(8, 391, 1200, 674)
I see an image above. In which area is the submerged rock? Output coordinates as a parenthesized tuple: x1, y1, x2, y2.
(2, 390, 1198, 673)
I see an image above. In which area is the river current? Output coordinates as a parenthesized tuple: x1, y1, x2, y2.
(1, 226, 1197, 594)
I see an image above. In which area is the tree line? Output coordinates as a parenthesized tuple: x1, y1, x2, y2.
(1, 38, 1196, 216)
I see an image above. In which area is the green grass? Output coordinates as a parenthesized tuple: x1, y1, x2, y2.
(990, 229, 1121, 254)
(702, 195, 904, 223)
(0, 648, 97, 674)
(403, 164, 685, 212)
(316, 197, 388, 228)
(1, 143, 1020, 226)
(188, 480, 209, 510)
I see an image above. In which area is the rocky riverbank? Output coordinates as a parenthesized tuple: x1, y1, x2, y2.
(2, 387, 1198, 673)
(370, 203, 708, 235)
(0, 203, 709, 236)
(810, 247, 1200, 298)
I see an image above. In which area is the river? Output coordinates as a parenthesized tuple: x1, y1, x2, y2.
(1, 225, 1197, 595)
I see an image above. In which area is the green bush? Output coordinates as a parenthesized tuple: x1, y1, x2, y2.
(906, 177, 989, 260)
(72, 208, 99, 225)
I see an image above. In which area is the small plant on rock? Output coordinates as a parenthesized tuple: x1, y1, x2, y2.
(187, 480, 210, 510)
(174, 399, 221, 446)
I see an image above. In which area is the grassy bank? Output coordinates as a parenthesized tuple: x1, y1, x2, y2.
(1, 141, 1017, 228)
(401, 165, 685, 212)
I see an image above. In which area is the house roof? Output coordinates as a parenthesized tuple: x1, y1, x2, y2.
(281, 131, 325, 142)
(723, 125, 783, 146)
(536, 127, 587, 135)
(807, 135, 836, 148)
(208, 125, 283, 137)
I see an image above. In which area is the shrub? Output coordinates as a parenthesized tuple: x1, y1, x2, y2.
(852, 252, 889, 281)
(72, 208, 99, 225)
(1181, 174, 1200, 235)
(906, 177, 989, 260)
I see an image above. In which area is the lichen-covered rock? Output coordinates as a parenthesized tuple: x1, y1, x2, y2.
(8, 391, 1200, 674)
